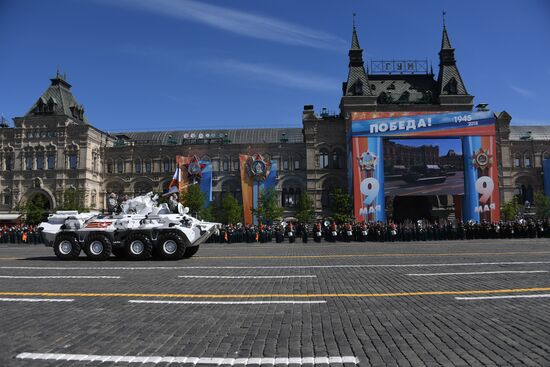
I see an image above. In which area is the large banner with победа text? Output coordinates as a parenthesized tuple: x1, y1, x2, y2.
(351, 110, 500, 223)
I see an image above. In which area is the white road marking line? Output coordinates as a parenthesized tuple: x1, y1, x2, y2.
(0, 275, 121, 279)
(177, 275, 317, 279)
(16, 353, 359, 365)
(456, 294, 550, 301)
(128, 300, 326, 305)
(2, 261, 550, 270)
(0, 298, 74, 303)
(408, 270, 548, 276)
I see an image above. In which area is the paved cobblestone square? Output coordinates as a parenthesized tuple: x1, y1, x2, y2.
(0, 239, 549, 366)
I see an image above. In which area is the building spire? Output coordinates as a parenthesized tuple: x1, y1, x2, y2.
(436, 17, 470, 101)
(343, 18, 371, 96)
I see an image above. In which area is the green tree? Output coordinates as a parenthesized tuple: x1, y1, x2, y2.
(18, 195, 49, 225)
(181, 184, 205, 217)
(329, 188, 353, 223)
(501, 197, 520, 221)
(534, 191, 550, 220)
(295, 192, 315, 224)
(252, 188, 283, 224)
(220, 194, 243, 224)
(199, 204, 217, 222)
(57, 188, 87, 212)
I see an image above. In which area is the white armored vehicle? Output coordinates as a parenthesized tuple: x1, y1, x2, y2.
(39, 193, 219, 260)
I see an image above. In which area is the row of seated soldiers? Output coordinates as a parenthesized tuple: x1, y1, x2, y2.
(206, 219, 550, 244)
(0, 224, 42, 244)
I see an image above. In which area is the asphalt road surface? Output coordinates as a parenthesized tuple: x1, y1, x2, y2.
(0, 239, 549, 366)
(385, 171, 464, 196)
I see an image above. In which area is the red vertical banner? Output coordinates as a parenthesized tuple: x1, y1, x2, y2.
(239, 154, 253, 225)
(480, 135, 500, 222)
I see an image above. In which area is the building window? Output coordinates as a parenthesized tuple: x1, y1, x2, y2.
(223, 160, 229, 171)
(513, 155, 521, 168)
(134, 160, 141, 174)
(3, 194, 10, 205)
(36, 155, 44, 170)
(332, 150, 342, 169)
(5, 156, 12, 171)
(107, 162, 113, 173)
(233, 161, 239, 171)
(282, 187, 300, 208)
(68, 154, 77, 169)
(524, 156, 532, 168)
(163, 159, 170, 173)
(93, 156, 98, 173)
(294, 160, 300, 170)
(117, 161, 124, 174)
(319, 150, 329, 169)
(25, 156, 33, 170)
(145, 161, 152, 173)
(283, 160, 289, 171)
(47, 154, 55, 170)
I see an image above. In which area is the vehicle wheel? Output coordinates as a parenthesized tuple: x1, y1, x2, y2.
(124, 233, 152, 260)
(112, 247, 126, 259)
(157, 232, 186, 260)
(83, 234, 112, 261)
(183, 245, 199, 258)
(53, 234, 81, 260)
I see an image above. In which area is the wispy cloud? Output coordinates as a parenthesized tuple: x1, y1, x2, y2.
(509, 84, 534, 97)
(103, 0, 346, 51)
(207, 59, 340, 92)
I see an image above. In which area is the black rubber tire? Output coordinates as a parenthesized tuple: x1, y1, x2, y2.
(112, 246, 126, 259)
(124, 233, 153, 260)
(157, 232, 186, 260)
(83, 234, 112, 261)
(182, 245, 199, 258)
(53, 233, 81, 260)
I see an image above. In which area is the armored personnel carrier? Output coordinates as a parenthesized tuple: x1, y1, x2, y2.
(39, 193, 219, 260)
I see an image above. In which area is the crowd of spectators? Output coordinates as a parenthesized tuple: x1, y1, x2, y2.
(1, 218, 549, 246)
(207, 218, 550, 244)
(0, 224, 42, 245)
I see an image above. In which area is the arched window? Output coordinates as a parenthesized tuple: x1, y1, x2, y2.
(447, 77, 458, 94)
(513, 153, 521, 168)
(106, 159, 113, 174)
(134, 159, 142, 174)
(134, 181, 153, 196)
(332, 149, 342, 169)
(319, 149, 329, 169)
(106, 181, 124, 197)
(116, 159, 124, 174)
(163, 158, 170, 173)
(524, 155, 532, 168)
(90, 190, 97, 209)
(144, 159, 152, 174)
(282, 184, 301, 208)
(222, 157, 229, 172)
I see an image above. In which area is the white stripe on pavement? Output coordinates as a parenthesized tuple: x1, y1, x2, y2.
(0, 275, 120, 279)
(456, 294, 550, 301)
(177, 275, 316, 279)
(2, 261, 550, 270)
(0, 298, 74, 303)
(128, 300, 326, 305)
(408, 270, 548, 276)
(16, 353, 359, 365)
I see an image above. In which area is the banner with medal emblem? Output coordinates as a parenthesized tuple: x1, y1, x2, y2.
(351, 111, 500, 223)
(176, 155, 213, 206)
(239, 154, 277, 225)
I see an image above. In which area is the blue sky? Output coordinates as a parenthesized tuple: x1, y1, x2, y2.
(1, 0, 549, 132)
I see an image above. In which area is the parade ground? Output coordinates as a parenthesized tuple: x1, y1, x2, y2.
(0, 239, 549, 366)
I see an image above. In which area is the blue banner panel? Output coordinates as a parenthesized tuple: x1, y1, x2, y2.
(352, 111, 494, 137)
(199, 161, 212, 207)
(544, 159, 550, 197)
(462, 137, 481, 222)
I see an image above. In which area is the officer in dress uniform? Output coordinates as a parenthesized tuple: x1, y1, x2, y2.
(302, 224, 308, 243)
(329, 222, 338, 242)
(313, 222, 322, 243)
(286, 222, 296, 243)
